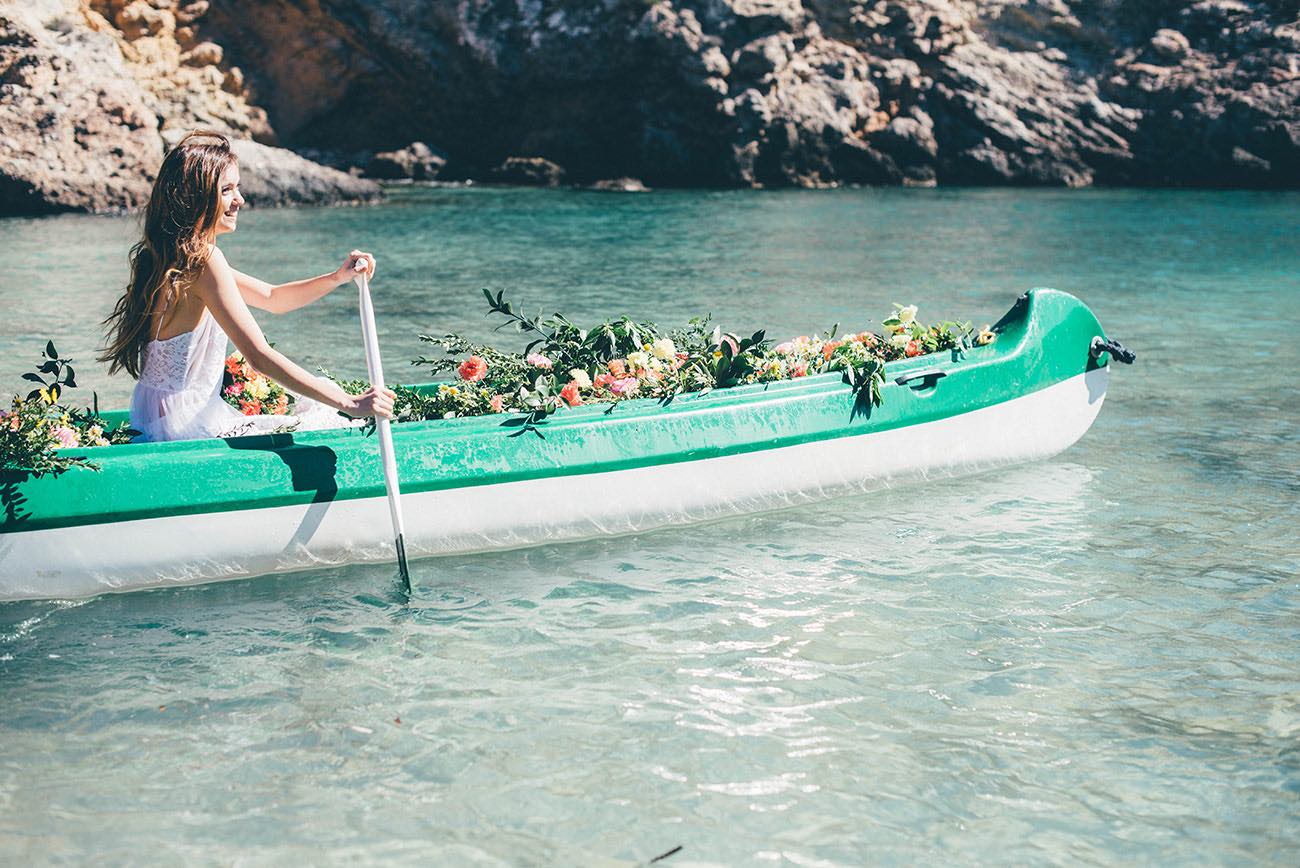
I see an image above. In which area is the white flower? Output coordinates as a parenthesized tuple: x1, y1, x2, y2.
(651, 338, 677, 361)
(897, 305, 918, 326)
(568, 369, 592, 388)
(890, 331, 911, 348)
(627, 351, 650, 370)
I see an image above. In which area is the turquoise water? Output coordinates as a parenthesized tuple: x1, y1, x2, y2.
(2, 187, 1298, 864)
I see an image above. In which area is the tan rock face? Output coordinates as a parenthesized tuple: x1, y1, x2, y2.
(85, 0, 272, 142)
(0, 0, 162, 213)
(1, 0, 376, 214)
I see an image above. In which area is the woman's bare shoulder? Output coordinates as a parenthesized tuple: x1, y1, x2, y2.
(192, 246, 233, 291)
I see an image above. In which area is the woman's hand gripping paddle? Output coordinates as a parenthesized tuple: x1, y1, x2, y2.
(354, 259, 411, 591)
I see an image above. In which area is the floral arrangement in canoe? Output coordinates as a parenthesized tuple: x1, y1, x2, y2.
(1, 342, 136, 478)
(221, 351, 292, 416)
(4, 298, 996, 474)
(329, 291, 996, 429)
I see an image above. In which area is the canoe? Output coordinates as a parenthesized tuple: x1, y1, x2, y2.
(0, 288, 1121, 601)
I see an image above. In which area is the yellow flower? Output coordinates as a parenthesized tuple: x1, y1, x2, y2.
(897, 305, 918, 326)
(976, 325, 996, 346)
(246, 377, 271, 400)
(39, 387, 55, 404)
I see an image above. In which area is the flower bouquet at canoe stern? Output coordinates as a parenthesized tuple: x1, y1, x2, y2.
(0, 288, 1131, 601)
(0, 342, 136, 479)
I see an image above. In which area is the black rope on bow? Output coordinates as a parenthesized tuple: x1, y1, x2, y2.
(1091, 336, 1137, 365)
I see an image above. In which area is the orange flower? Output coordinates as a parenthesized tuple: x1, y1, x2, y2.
(239, 399, 262, 416)
(905, 340, 920, 357)
(608, 359, 627, 378)
(274, 394, 290, 414)
(559, 381, 582, 407)
(593, 373, 614, 390)
(458, 355, 487, 383)
(822, 340, 843, 360)
(489, 394, 505, 413)
(225, 356, 242, 376)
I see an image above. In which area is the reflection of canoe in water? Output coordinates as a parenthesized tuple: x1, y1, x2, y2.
(1, 289, 1122, 601)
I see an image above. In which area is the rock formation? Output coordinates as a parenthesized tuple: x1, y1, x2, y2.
(0, 0, 378, 214)
(199, 0, 1300, 188)
(363, 142, 447, 180)
(1, 0, 1296, 214)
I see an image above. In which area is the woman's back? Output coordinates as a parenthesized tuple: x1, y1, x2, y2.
(130, 303, 236, 442)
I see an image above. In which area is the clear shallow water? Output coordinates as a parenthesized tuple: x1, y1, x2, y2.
(1, 187, 1298, 864)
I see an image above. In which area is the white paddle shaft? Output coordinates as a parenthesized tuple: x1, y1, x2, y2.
(353, 264, 409, 580)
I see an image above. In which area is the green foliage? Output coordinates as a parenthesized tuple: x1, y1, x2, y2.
(400, 291, 986, 425)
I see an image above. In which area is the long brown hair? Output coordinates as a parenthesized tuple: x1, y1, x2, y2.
(101, 130, 237, 378)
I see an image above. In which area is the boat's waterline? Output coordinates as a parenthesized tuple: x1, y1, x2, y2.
(0, 367, 1105, 600)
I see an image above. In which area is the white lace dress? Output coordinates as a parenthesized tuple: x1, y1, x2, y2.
(131, 308, 357, 442)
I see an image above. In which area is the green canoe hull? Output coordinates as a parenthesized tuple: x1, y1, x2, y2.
(0, 289, 1115, 600)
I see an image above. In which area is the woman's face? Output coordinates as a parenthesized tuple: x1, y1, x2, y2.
(214, 163, 243, 236)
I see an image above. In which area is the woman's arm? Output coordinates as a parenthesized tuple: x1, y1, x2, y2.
(193, 247, 393, 418)
(234, 250, 376, 314)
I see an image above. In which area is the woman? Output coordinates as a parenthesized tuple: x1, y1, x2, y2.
(101, 130, 395, 442)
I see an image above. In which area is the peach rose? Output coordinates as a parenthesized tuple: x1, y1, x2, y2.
(458, 355, 488, 382)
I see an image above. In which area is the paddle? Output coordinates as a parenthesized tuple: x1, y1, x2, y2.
(353, 259, 411, 590)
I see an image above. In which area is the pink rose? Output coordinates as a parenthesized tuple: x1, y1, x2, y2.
(792, 361, 808, 378)
(526, 352, 552, 370)
(610, 377, 640, 396)
(224, 383, 243, 396)
(51, 425, 79, 448)
(489, 394, 505, 413)
(774, 341, 794, 355)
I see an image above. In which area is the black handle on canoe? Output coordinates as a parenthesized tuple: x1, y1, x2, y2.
(1091, 336, 1137, 365)
(894, 368, 947, 386)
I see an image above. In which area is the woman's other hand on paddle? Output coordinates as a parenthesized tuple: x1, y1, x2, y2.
(344, 386, 396, 420)
(336, 249, 377, 284)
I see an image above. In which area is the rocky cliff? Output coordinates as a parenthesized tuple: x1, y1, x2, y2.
(0, 0, 379, 214)
(2, 0, 1296, 214)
